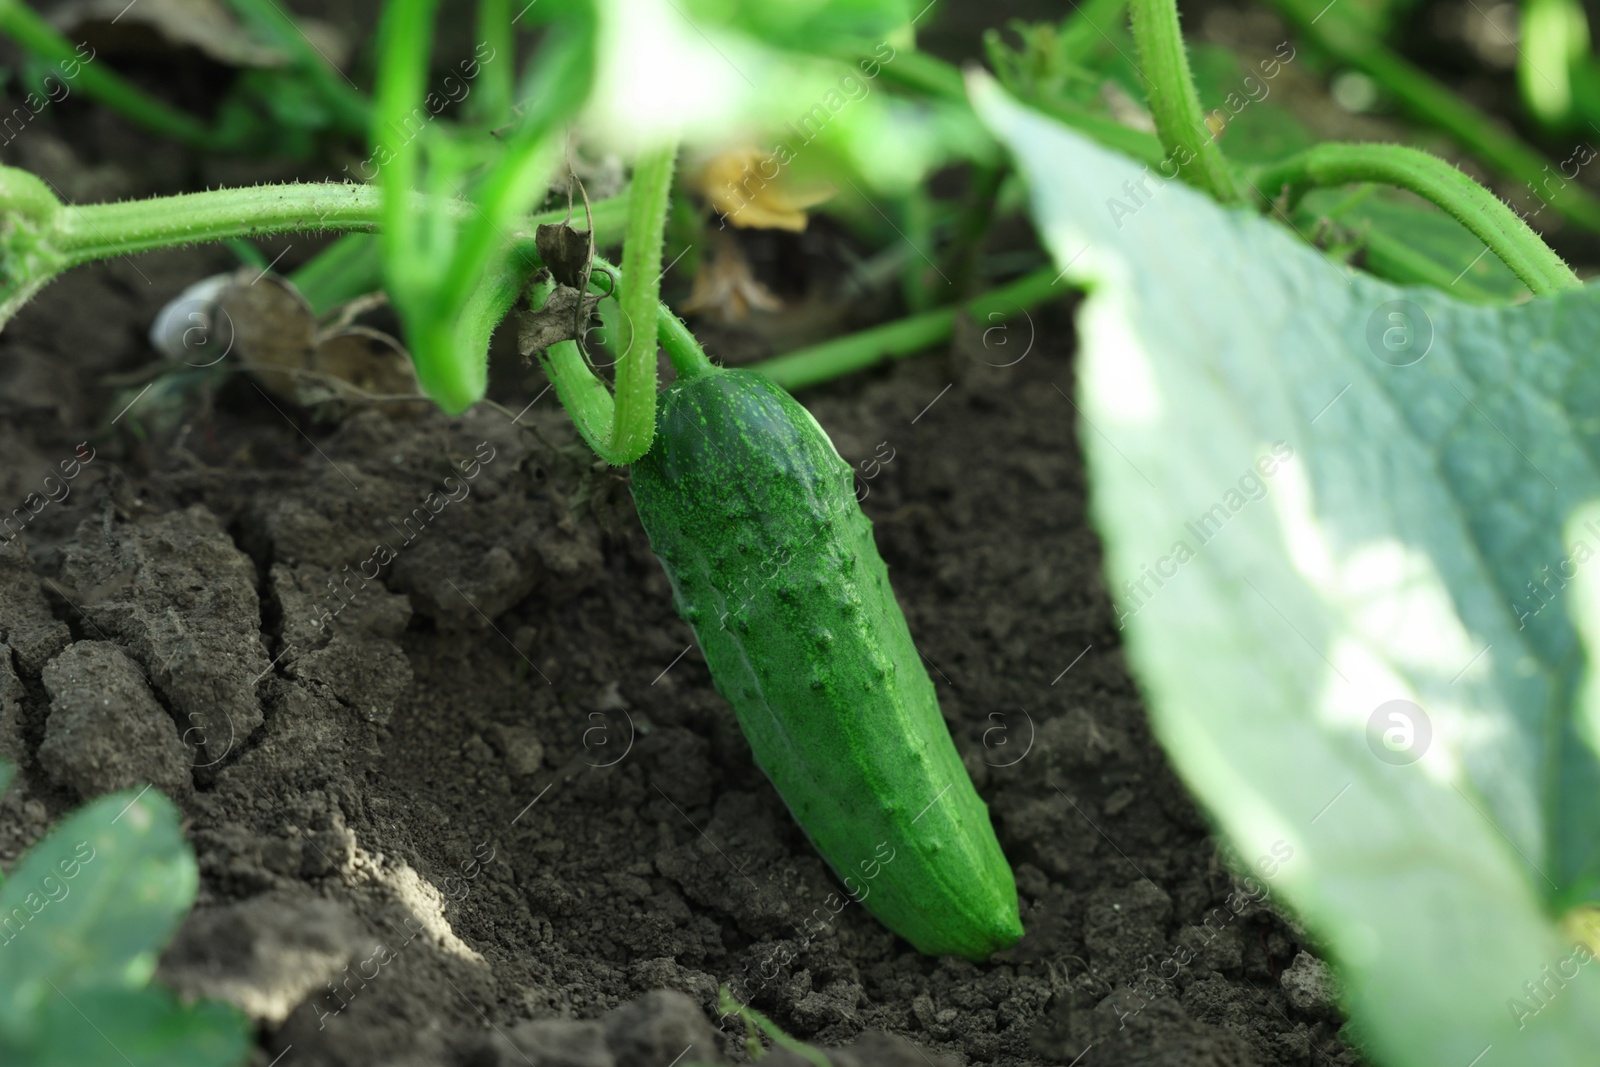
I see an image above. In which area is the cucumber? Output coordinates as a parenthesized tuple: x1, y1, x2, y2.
(631, 368, 1022, 961)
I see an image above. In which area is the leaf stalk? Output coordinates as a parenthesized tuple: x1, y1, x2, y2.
(1255, 143, 1583, 295)
(1126, 0, 1241, 203)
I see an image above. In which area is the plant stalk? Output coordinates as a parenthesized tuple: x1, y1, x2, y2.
(1255, 144, 1583, 295)
(531, 254, 715, 464)
(748, 266, 1061, 390)
(611, 140, 679, 462)
(56, 184, 387, 264)
(43, 183, 628, 271)
(1264, 0, 1600, 234)
(590, 254, 715, 381)
(1126, 0, 1240, 203)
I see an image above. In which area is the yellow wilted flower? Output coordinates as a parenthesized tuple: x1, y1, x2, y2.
(693, 147, 834, 232)
(681, 229, 783, 322)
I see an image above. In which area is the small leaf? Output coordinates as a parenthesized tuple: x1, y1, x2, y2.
(27, 986, 249, 1067)
(0, 788, 195, 1042)
(535, 222, 595, 291)
(517, 283, 603, 357)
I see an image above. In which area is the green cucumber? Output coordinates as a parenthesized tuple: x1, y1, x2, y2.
(631, 367, 1023, 961)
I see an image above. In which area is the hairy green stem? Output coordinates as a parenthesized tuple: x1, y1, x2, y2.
(41, 182, 627, 270)
(56, 184, 386, 264)
(532, 254, 715, 464)
(611, 141, 679, 462)
(469, 0, 515, 127)
(748, 266, 1060, 390)
(538, 340, 614, 455)
(589, 253, 715, 380)
(1127, 0, 1239, 202)
(656, 307, 717, 379)
(0, 168, 627, 329)
(1264, 0, 1600, 234)
(1255, 143, 1582, 295)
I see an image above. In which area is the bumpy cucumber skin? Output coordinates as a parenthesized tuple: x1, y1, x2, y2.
(631, 368, 1022, 961)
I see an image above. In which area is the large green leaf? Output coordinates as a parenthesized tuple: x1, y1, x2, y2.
(0, 786, 197, 1041)
(972, 76, 1600, 1064)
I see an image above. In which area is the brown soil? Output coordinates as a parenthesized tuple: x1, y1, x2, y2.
(0, 231, 1362, 1065)
(0, 1, 1375, 1062)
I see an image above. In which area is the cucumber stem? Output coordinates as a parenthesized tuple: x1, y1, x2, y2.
(30, 179, 627, 273)
(747, 265, 1060, 390)
(1254, 143, 1583, 295)
(1126, 0, 1240, 203)
(589, 253, 716, 380)
(56, 184, 387, 264)
(1262, 0, 1600, 233)
(530, 253, 715, 465)
(611, 140, 679, 461)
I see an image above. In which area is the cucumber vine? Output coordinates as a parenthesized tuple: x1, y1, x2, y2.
(1127, 0, 1240, 202)
(1256, 144, 1582, 295)
(1127, 0, 1583, 293)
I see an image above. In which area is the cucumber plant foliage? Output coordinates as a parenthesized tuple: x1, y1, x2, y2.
(973, 76, 1600, 1065)
(0, 763, 249, 1066)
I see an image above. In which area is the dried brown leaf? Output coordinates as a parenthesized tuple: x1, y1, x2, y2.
(535, 223, 595, 291)
(517, 285, 602, 358)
